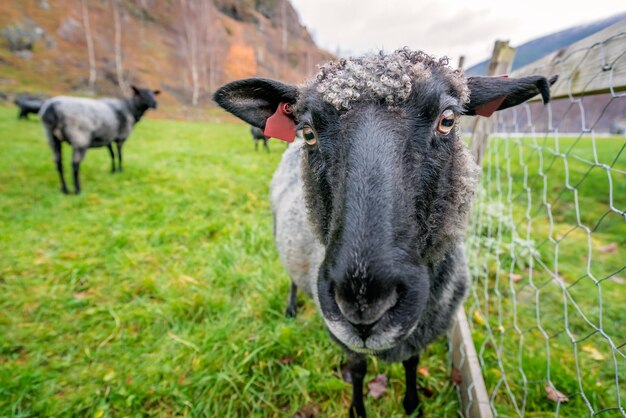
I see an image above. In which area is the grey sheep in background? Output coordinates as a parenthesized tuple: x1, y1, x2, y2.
(250, 125, 270, 152)
(15, 96, 44, 119)
(39, 85, 160, 194)
(215, 48, 556, 417)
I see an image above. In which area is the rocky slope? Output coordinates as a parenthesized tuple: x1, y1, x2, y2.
(0, 0, 333, 114)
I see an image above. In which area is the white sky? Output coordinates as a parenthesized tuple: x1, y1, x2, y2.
(290, 0, 626, 68)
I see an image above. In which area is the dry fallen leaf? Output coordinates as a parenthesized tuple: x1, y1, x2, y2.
(103, 369, 115, 382)
(246, 191, 259, 203)
(582, 344, 605, 361)
(279, 356, 294, 365)
(73, 291, 89, 299)
(417, 386, 435, 398)
(510, 273, 523, 282)
(598, 243, 618, 253)
(545, 385, 569, 403)
(294, 403, 320, 418)
(609, 276, 625, 285)
(473, 310, 486, 326)
(368, 374, 388, 399)
(418, 366, 430, 377)
(450, 368, 462, 386)
(179, 275, 198, 285)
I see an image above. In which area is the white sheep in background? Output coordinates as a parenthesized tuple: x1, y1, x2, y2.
(215, 48, 556, 417)
(39, 85, 160, 194)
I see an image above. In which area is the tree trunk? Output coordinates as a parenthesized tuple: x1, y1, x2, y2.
(112, 0, 129, 95)
(81, 0, 96, 91)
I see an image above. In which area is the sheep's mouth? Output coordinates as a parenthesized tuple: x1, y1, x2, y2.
(323, 314, 407, 353)
(318, 280, 419, 353)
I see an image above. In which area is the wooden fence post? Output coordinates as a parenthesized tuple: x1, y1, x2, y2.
(469, 40, 516, 165)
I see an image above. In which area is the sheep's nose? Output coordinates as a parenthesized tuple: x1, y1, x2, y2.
(333, 283, 398, 329)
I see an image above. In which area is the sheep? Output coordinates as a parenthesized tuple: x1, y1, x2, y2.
(250, 125, 270, 152)
(14, 95, 44, 119)
(39, 85, 160, 194)
(214, 48, 556, 417)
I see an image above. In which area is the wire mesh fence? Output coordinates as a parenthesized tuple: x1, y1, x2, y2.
(462, 27, 626, 417)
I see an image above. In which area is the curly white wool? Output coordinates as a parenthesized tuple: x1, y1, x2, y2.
(314, 48, 469, 111)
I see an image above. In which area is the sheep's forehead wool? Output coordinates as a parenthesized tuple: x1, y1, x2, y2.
(312, 48, 469, 111)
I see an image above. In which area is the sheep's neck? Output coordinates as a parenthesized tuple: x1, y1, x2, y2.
(125, 99, 149, 123)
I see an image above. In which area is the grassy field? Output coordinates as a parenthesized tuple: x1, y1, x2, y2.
(466, 134, 626, 416)
(0, 106, 459, 417)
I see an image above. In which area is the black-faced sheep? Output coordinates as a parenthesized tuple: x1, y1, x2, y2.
(215, 48, 556, 417)
(15, 96, 44, 119)
(39, 86, 160, 194)
(250, 125, 270, 152)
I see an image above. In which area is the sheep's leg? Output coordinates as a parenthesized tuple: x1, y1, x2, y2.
(107, 144, 116, 173)
(348, 352, 367, 418)
(52, 138, 69, 194)
(254, 139, 259, 152)
(264, 138, 270, 153)
(72, 148, 87, 194)
(402, 354, 421, 416)
(285, 281, 298, 318)
(116, 141, 123, 172)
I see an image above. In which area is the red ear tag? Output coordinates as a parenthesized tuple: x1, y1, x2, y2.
(264, 102, 296, 142)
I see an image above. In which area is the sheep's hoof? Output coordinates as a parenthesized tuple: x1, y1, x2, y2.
(61, 188, 69, 194)
(349, 403, 366, 418)
(285, 305, 297, 318)
(403, 395, 422, 417)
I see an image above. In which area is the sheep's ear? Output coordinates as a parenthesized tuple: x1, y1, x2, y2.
(131, 85, 141, 96)
(464, 75, 558, 117)
(213, 78, 298, 128)
(153, 90, 161, 96)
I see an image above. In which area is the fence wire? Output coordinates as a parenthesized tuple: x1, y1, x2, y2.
(463, 30, 626, 417)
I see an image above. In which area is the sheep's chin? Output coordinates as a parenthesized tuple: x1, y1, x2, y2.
(323, 318, 404, 353)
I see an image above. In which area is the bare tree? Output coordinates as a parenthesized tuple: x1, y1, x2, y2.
(111, 0, 129, 95)
(178, 0, 221, 106)
(204, 2, 222, 94)
(81, 0, 97, 90)
(179, 0, 201, 106)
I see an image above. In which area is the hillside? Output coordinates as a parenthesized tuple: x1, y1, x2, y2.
(0, 0, 333, 115)
(466, 11, 626, 75)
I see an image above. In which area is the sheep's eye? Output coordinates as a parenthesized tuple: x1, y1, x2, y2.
(437, 109, 456, 134)
(302, 125, 317, 146)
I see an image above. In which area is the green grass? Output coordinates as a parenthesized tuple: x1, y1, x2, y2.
(0, 106, 459, 417)
(466, 134, 626, 416)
